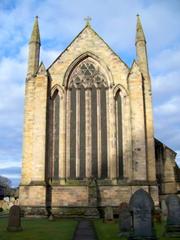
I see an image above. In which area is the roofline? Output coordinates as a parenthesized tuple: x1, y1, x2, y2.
(154, 137, 177, 156)
(47, 24, 129, 71)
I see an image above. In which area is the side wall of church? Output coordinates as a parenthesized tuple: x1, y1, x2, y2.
(155, 139, 178, 195)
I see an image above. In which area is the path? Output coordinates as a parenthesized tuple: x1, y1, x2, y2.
(73, 220, 97, 240)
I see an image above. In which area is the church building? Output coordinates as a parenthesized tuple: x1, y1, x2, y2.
(19, 16, 179, 216)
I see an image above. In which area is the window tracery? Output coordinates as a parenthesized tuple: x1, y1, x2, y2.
(69, 59, 107, 88)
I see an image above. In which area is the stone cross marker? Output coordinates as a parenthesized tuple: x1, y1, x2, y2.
(129, 189, 156, 240)
(7, 205, 23, 232)
(104, 206, 114, 223)
(165, 194, 180, 237)
(118, 202, 131, 237)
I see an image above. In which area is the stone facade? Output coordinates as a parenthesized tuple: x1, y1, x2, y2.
(19, 17, 179, 217)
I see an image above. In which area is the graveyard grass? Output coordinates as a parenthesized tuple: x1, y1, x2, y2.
(93, 219, 177, 240)
(0, 218, 77, 240)
(0, 217, 179, 240)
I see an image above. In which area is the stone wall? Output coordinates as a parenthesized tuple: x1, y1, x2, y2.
(155, 139, 178, 194)
(51, 186, 88, 206)
(99, 185, 159, 206)
(19, 185, 46, 206)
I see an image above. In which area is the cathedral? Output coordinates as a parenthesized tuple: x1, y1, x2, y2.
(19, 16, 179, 217)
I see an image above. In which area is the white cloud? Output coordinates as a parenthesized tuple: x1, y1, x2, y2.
(0, 174, 20, 179)
(154, 96, 180, 115)
(176, 151, 180, 166)
(150, 48, 180, 74)
(152, 71, 180, 96)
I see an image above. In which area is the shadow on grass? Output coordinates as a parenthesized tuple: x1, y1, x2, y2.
(0, 218, 77, 240)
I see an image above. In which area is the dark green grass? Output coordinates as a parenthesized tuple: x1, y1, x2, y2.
(0, 218, 77, 240)
(93, 219, 177, 240)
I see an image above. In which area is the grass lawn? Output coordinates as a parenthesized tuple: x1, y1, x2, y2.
(0, 218, 77, 240)
(93, 219, 177, 240)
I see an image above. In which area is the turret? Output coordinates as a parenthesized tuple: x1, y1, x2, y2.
(27, 16, 41, 77)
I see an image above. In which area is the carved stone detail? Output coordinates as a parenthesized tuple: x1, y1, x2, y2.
(69, 59, 107, 89)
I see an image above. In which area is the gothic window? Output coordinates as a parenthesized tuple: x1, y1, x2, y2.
(115, 90, 123, 178)
(70, 85, 76, 178)
(101, 85, 107, 178)
(91, 84, 97, 177)
(68, 58, 108, 179)
(52, 90, 60, 178)
(80, 85, 85, 178)
(69, 59, 106, 89)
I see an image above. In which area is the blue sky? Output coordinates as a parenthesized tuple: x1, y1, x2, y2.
(0, 0, 180, 187)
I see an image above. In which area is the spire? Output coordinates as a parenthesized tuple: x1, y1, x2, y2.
(136, 14, 146, 44)
(29, 16, 41, 45)
(27, 16, 41, 77)
(135, 14, 149, 77)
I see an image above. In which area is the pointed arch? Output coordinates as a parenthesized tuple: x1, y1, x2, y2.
(64, 52, 113, 179)
(114, 86, 124, 179)
(51, 84, 64, 99)
(63, 52, 113, 88)
(113, 84, 128, 98)
(50, 87, 64, 179)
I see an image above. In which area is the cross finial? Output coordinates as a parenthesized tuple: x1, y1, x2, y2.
(84, 16, 92, 26)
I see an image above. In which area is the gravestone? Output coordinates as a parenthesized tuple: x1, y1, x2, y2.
(48, 214, 54, 221)
(165, 194, 180, 237)
(118, 202, 131, 237)
(7, 205, 23, 232)
(128, 189, 157, 240)
(161, 199, 167, 221)
(104, 206, 114, 223)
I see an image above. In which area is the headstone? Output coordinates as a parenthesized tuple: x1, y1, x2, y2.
(128, 189, 157, 240)
(165, 194, 180, 237)
(7, 205, 23, 232)
(104, 206, 114, 223)
(48, 214, 54, 221)
(161, 199, 167, 221)
(118, 202, 131, 237)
